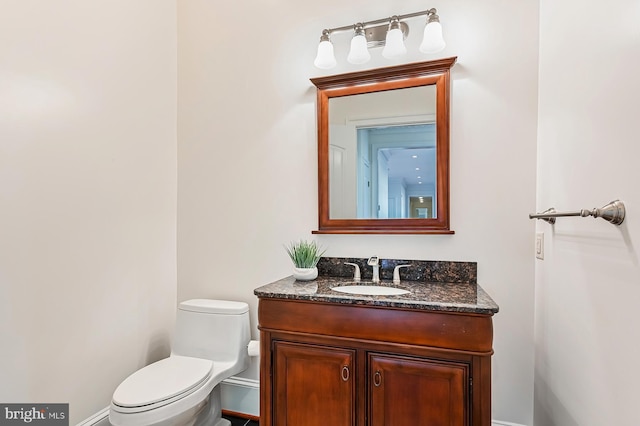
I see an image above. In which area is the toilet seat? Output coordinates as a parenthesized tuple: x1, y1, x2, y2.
(112, 355, 213, 413)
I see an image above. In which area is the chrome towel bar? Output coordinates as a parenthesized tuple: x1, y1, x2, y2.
(529, 200, 626, 226)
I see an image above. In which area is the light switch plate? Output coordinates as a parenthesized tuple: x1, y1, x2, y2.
(535, 233, 544, 260)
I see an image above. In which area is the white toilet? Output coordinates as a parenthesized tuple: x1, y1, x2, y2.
(109, 299, 251, 426)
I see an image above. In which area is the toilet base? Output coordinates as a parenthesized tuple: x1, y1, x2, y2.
(193, 385, 226, 426)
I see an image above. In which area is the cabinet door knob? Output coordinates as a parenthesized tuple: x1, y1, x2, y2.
(373, 370, 382, 387)
(341, 365, 350, 381)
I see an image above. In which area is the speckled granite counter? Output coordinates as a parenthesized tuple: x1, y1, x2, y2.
(254, 275, 499, 315)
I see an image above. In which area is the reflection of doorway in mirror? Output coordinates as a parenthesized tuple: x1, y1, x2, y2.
(409, 196, 433, 218)
(356, 123, 437, 219)
(329, 124, 357, 219)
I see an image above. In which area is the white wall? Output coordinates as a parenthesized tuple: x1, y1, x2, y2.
(0, 2, 178, 423)
(177, 1, 538, 424)
(535, 0, 640, 425)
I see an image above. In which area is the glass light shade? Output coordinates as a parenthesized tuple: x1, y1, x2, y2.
(420, 21, 446, 54)
(382, 27, 407, 59)
(347, 34, 371, 64)
(314, 40, 337, 69)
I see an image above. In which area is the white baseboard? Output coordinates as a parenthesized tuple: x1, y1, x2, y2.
(221, 376, 260, 417)
(493, 421, 527, 426)
(76, 407, 110, 426)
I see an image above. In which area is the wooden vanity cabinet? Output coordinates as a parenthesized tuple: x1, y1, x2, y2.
(258, 298, 494, 426)
(368, 353, 468, 426)
(273, 341, 356, 425)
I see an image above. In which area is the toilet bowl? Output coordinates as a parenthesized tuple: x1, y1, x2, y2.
(109, 299, 251, 426)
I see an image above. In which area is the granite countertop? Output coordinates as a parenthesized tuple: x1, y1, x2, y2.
(254, 275, 499, 315)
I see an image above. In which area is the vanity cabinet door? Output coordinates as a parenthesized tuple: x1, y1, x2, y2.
(368, 353, 469, 426)
(273, 341, 356, 426)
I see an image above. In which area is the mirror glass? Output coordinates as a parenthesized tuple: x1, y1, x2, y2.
(328, 86, 436, 219)
(311, 58, 456, 234)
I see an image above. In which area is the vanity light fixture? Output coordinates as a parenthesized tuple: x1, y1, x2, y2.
(420, 9, 446, 53)
(314, 29, 337, 69)
(382, 16, 407, 59)
(347, 23, 371, 64)
(314, 8, 445, 69)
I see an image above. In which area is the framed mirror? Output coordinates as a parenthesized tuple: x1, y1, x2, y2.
(311, 57, 457, 234)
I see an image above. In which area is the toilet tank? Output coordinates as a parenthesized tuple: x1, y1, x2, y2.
(172, 299, 251, 367)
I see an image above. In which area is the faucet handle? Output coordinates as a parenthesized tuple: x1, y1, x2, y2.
(367, 256, 379, 266)
(344, 262, 361, 281)
(393, 265, 411, 283)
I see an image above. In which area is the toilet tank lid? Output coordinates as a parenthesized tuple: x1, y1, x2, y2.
(178, 299, 249, 314)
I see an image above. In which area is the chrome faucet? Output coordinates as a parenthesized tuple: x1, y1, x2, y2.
(367, 256, 380, 283)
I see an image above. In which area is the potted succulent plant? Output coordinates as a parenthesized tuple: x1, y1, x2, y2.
(285, 240, 325, 281)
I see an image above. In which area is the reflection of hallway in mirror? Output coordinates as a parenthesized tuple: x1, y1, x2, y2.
(357, 123, 437, 219)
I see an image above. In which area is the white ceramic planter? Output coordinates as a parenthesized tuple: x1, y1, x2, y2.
(293, 267, 318, 281)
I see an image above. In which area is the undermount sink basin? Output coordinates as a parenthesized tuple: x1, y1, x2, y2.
(331, 285, 410, 296)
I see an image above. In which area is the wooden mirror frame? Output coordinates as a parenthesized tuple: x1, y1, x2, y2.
(311, 57, 457, 234)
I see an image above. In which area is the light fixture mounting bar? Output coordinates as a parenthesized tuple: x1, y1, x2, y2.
(364, 21, 409, 48)
(322, 8, 437, 35)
